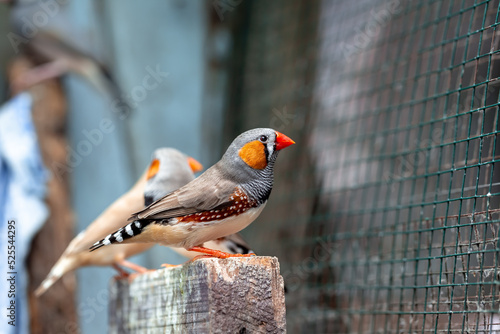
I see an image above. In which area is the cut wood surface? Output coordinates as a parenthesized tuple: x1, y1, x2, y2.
(109, 256, 286, 333)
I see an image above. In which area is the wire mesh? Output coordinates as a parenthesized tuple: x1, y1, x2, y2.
(225, 0, 500, 332)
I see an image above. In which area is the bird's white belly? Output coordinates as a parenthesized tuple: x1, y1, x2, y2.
(172, 203, 266, 249)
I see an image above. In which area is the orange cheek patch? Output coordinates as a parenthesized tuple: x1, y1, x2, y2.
(238, 140, 267, 169)
(146, 159, 160, 180)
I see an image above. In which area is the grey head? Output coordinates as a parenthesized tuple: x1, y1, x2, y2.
(216, 128, 295, 203)
(144, 148, 202, 206)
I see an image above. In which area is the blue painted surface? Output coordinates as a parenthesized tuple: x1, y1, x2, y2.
(65, 74, 135, 333)
(104, 0, 206, 167)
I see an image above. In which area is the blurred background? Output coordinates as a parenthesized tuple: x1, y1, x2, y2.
(0, 0, 499, 333)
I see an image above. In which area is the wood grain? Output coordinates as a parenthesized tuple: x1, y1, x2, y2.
(109, 256, 286, 333)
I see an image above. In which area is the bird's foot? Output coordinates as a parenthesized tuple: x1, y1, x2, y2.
(188, 246, 257, 259)
(117, 259, 149, 274)
(112, 263, 130, 280)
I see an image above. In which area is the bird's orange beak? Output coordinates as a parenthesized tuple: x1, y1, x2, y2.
(275, 131, 295, 150)
(187, 157, 203, 173)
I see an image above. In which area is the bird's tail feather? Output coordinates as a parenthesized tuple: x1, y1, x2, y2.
(35, 256, 77, 297)
(89, 220, 151, 252)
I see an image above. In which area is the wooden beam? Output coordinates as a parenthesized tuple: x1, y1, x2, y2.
(109, 256, 286, 333)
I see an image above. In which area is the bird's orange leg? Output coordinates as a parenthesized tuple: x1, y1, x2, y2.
(117, 259, 149, 274)
(112, 263, 130, 279)
(188, 246, 256, 259)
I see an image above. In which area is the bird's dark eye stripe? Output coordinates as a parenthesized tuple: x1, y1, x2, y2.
(263, 143, 269, 161)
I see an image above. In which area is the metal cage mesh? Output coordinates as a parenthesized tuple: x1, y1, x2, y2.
(225, 0, 500, 332)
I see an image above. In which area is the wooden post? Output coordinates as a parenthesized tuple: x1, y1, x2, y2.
(109, 256, 286, 333)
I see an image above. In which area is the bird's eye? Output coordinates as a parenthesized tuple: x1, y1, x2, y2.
(259, 135, 268, 143)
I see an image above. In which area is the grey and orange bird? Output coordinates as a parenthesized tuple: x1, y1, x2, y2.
(144, 152, 255, 258)
(90, 128, 295, 258)
(34, 148, 202, 296)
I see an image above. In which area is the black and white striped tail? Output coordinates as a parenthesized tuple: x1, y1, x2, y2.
(89, 220, 150, 252)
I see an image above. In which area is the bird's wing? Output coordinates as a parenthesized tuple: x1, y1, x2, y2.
(131, 165, 237, 221)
